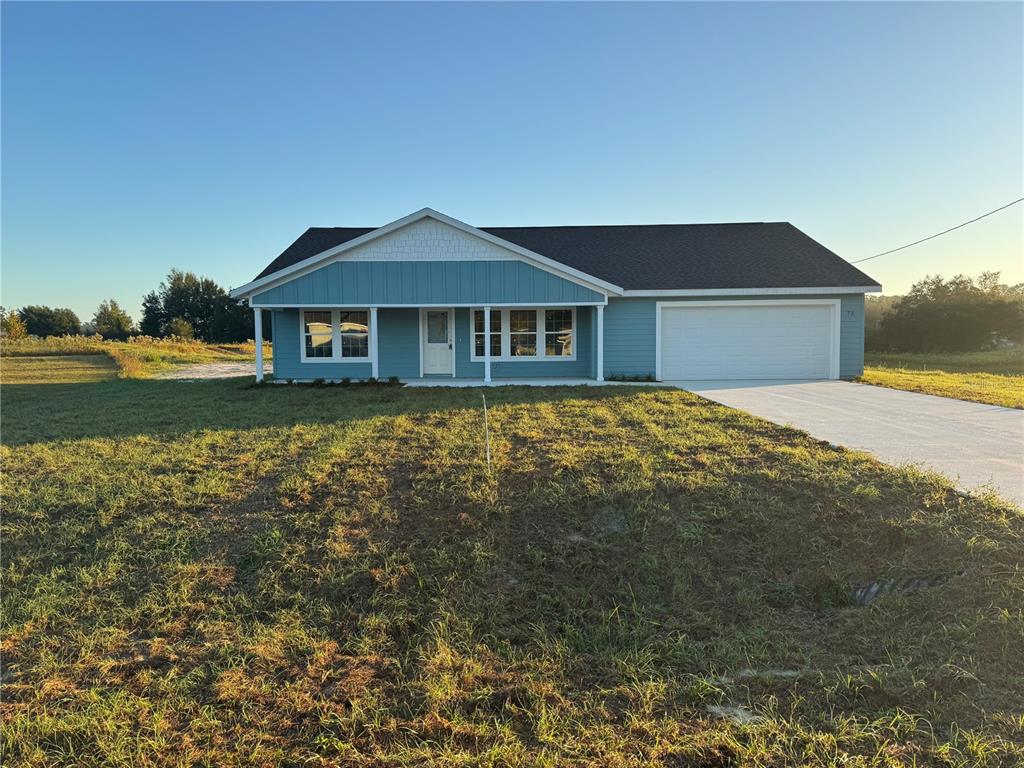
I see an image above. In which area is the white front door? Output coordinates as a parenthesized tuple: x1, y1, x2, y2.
(422, 309, 453, 375)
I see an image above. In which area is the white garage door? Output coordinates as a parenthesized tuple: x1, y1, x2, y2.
(659, 303, 836, 380)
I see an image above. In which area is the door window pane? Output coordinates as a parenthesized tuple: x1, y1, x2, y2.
(427, 312, 448, 344)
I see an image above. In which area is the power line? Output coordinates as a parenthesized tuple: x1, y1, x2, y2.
(851, 197, 1024, 264)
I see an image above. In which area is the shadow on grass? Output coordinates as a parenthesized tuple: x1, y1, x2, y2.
(0, 377, 657, 446)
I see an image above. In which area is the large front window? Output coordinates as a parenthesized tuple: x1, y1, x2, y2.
(509, 310, 537, 357)
(470, 308, 576, 361)
(301, 309, 371, 362)
(544, 309, 573, 357)
(339, 311, 369, 358)
(303, 311, 333, 358)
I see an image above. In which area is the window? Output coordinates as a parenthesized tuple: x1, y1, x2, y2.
(473, 310, 502, 357)
(470, 308, 576, 361)
(339, 310, 369, 358)
(509, 310, 538, 356)
(544, 309, 573, 357)
(303, 311, 333, 358)
(301, 308, 371, 362)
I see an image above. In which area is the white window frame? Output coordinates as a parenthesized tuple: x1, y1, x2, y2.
(299, 308, 371, 363)
(469, 307, 577, 362)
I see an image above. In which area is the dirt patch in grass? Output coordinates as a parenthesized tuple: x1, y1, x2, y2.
(2, 365, 1023, 765)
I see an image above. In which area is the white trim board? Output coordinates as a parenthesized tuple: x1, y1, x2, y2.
(654, 298, 842, 381)
(253, 300, 608, 309)
(625, 285, 880, 297)
(230, 208, 622, 300)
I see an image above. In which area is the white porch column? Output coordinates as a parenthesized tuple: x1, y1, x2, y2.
(253, 306, 264, 383)
(483, 306, 492, 384)
(369, 307, 379, 379)
(595, 304, 605, 382)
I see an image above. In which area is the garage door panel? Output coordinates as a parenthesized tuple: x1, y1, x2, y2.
(660, 304, 834, 380)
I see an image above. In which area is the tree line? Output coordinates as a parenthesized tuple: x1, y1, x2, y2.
(866, 272, 1023, 352)
(1, 270, 266, 343)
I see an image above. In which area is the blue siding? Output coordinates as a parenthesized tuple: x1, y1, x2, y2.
(603, 299, 658, 378)
(378, 308, 420, 379)
(252, 260, 603, 306)
(269, 295, 866, 382)
(838, 294, 865, 377)
(453, 307, 594, 379)
(602, 295, 866, 380)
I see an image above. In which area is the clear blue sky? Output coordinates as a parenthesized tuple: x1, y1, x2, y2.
(2, 1, 1021, 322)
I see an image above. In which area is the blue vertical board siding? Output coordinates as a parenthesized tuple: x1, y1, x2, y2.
(252, 260, 603, 305)
(602, 295, 867, 380)
(378, 308, 420, 379)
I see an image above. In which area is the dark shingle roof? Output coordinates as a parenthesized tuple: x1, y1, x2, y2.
(254, 221, 879, 290)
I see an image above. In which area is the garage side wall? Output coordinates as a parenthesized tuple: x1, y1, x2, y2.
(603, 294, 866, 380)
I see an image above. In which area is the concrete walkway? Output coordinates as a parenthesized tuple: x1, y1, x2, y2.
(674, 380, 1024, 507)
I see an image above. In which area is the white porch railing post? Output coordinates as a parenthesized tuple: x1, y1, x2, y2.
(253, 306, 264, 382)
(483, 306, 492, 384)
(370, 307, 379, 379)
(596, 304, 605, 382)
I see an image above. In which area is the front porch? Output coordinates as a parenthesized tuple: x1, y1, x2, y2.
(252, 304, 608, 384)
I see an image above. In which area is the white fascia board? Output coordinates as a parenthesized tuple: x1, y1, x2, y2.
(621, 285, 881, 297)
(230, 207, 622, 300)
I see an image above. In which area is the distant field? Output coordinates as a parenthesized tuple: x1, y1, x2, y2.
(863, 349, 1024, 408)
(2, 354, 1022, 766)
(1, 336, 270, 379)
(0, 354, 118, 385)
(865, 348, 1024, 375)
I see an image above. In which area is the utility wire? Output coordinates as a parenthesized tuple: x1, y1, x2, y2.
(851, 197, 1024, 264)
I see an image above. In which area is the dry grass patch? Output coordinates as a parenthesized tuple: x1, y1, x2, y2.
(2, 336, 270, 379)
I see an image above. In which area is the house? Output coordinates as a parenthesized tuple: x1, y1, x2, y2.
(229, 208, 881, 384)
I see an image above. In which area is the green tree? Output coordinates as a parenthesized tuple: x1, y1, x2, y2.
(142, 269, 259, 342)
(166, 317, 194, 339)
(1, 307, 28, 340)
(139, 291, 164, 337)
(92, 299, 135, 340)
(877, 272, 1024, 352)
(17, 305, 81, 337)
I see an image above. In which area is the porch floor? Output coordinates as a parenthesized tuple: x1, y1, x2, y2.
(400, 378, 659, 388)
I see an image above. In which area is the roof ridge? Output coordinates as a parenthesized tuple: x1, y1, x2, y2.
(308, 222, 787, 231)
(483, 222, 774, 229)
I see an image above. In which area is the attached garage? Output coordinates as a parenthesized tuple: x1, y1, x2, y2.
(656, 300, 841, 381)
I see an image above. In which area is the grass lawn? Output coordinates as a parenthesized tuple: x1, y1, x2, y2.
(862, 349, 1024, 409)
(2, 355, 1023, 766)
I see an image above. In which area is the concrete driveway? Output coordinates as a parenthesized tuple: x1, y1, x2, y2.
(674, 380, 1024, 507)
